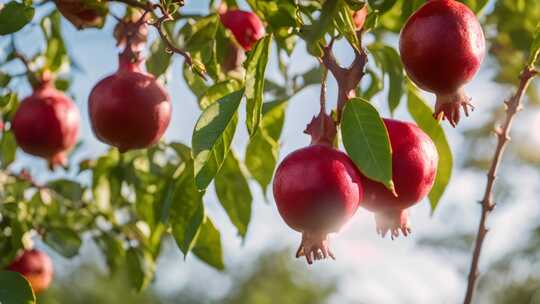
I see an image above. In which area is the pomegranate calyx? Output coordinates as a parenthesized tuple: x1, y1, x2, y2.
(295, 231, 336, 265)
(48, 152, 68, 170)
(304, 111, 337, 146)
(117, 50, 143, 73)
(374, 209, 411, 239)
(434, 89, 474, 127)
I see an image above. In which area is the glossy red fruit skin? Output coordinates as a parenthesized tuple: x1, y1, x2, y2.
(220, 9, 265, 51)
(7, 249, 54, 293)
(361, 119, 438, 237)
(54, 0, 106, 29)
(12, 83, 80, 168)
(400, 0, 485, 126)
(274, 145, 363, 234)
(88, 54, 171, 152)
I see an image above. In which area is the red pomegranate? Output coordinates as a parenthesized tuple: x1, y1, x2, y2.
(360, 119, 438, 238)
(220, 9, 265, 51)
(273, 141, 364, 264)
(399, 0, 485, 127)
(54, 0, 107, 29)
(88, 50, 171, 152)
(12, 80, 80, 169)
(7, 249, 54, 293)
(353, 6, 368, 30)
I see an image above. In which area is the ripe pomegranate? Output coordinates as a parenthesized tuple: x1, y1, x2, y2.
(12, 79, 80, 169)
(54, 0, 107, 29)
(399, 0, 485, 127)
(220, 9, 265, 51)
(88, 50, 171, 152)
(273, 111, 363, 264)
(353, 6, 368, 30)
(360, 119, 438, 238)
(7, 249, 54, 293)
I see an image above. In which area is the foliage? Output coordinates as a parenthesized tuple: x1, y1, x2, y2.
(0, 0, 539, 300)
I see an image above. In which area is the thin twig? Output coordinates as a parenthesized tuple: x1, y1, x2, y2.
(320, 66, 328, 113)
(462, 66, 538, 304)
(108, 0, 202, 77)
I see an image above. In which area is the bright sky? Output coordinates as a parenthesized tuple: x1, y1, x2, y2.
(3, 0, 539, 303)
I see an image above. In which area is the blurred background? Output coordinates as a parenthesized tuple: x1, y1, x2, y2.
(2, 0, 540, 303)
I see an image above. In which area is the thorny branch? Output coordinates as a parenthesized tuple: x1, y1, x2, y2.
(462, 66, 538, 304)
(109, 0, 202, 77)
(320, 32, 368, 123)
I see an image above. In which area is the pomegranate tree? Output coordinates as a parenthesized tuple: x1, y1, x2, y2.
(359, 119, 438, 238)
(273, 113, 363, 264)
(400, 0, 485, 127)
(12, 77, 80, 169)
(7, 249, 54, 293)
(220, 9, 265, 51)
(89, 22, 171, 153)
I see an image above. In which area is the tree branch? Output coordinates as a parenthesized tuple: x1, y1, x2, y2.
(463, 66, 538, 304)
(320, 33, 367, 122)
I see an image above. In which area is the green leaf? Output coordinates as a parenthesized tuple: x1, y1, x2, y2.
(192, 217, 224, 270)
(94, 233, 125, 274)
(245, 100, 287, 193)
(0, 2, 34, 35)
(244, 35, 272, 136)
(43, 227, 82, 258)
(192, 89, 243, 190)
(0, 271, 36, 303)
(0, 131, 17, 168)
(170, 159, 205, 255)
(215, 152, 252, 238)
(335, 4, 360, 50)
(341, 98, 394, 191)
(0, 72, 11, 87)
(305, 0, 341, 43)
(183, 63, 208, 99)
(41, 11, 69, 72)
(529, 22, 540, 67)
(126, 247, 156, 291)
(407, 86, 452, 212)
(368, 43, 404, 115)
(48, 179, 83, 202)
(146, 39, 172, 78)
(368, 0, 398, 14)
(360, 68, 383, 100)
(199, 80, 242, 109)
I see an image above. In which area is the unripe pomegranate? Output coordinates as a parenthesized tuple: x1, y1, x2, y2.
(54, 0, 107, 29)
(7, 249, 54, 293)
(12, 80, 80, 169)
(353, 6, 368, 30)
(360, 119, 438, 238)
(220, 9, 265, 51)
(273, 143, 364, 264)
(88, 51, 171, 152)
(399, 0, 485, 127)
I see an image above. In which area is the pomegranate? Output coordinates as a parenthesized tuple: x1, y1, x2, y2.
(399, 0, 485, 127)
(360, 119, 438, 238)
(12, 79, 80, 169)
(54, 0, 107, 29)
(220, 9, 265, 51)
(353, 6, 368, 30)
(88, 50, 171, 152)
(7, 249, 54, 293)
(273, 113, 363, 264)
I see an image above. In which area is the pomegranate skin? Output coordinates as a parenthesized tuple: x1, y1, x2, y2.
(273, 145, 363, 263)
(88, 54, 171, 152)
(361, 119, 438, 238)
(54, 0, 106, 29)
(7, 249, 54, 294)
(12, 83, 80, 168)
(220, 10, 265, 51)
(399, 0, 485, 126)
